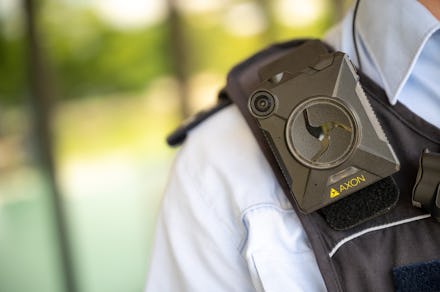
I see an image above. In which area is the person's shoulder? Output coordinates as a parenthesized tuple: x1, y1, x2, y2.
(179, 104, 256, 170)
(174, 104, 290, 214)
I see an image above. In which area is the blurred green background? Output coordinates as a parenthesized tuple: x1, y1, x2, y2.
(0, 0, 351, 291)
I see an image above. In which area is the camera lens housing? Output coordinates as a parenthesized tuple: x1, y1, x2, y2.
(248, 49, 399, 213)
(249, 91, 276, 118)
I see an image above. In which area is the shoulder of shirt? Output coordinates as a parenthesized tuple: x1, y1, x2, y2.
(173, 104, 292, 223)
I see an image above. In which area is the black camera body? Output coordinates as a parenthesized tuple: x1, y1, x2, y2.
(248, 44, 400, 213)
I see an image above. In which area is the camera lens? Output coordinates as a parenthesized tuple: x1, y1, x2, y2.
(286, 97, 358, 169)
(249, 91, 276, 118)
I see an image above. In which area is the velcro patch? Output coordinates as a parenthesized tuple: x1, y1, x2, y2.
(320, 176, 399, 230)
(393, 260, 440, 292)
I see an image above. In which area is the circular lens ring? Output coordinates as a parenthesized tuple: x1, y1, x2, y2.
(249, 91, 277, 118)
(285, 96, 359, 169)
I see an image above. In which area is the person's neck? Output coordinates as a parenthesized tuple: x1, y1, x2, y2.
(419, 0, 440, 20)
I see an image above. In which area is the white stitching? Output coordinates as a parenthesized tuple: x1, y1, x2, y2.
(329, 214, 432, 258)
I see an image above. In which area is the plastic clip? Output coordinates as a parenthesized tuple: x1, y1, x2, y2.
(412, 149, 440, 221)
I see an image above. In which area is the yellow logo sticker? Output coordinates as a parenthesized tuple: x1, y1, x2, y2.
(329, 175, 367, 199)
(339, 175, 366, 192)
(329, 188, 340, 198)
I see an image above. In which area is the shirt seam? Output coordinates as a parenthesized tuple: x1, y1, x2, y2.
(238, 203, 295, 253)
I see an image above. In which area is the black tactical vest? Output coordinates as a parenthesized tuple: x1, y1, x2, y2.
(168, 39, 440, 292)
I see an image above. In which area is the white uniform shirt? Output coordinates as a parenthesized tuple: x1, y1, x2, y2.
(146, 1, 440, 291)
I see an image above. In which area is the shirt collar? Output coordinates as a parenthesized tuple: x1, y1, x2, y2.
(356, 0, 440, 104)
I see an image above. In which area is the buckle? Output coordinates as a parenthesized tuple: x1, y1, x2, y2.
(412, 149, 440, 221)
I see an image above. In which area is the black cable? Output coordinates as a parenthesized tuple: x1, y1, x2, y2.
(352, 0, 362, 72)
